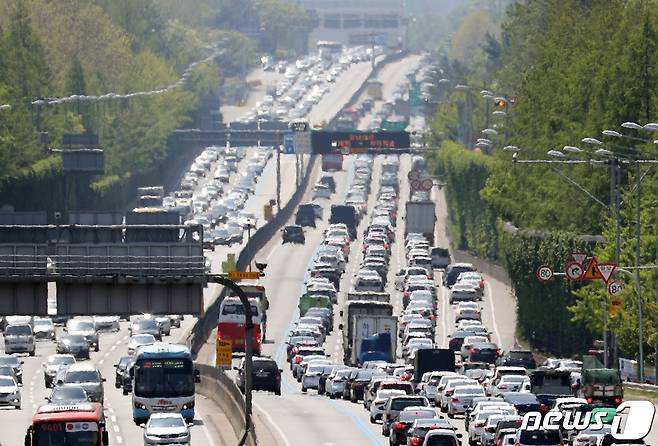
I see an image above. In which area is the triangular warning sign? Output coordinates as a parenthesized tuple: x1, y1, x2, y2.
(571, 252, 589, 265)
(581, 257, 603, 281)
(596, 263, 616, 284)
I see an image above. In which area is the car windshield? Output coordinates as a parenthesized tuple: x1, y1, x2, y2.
(0, 356, 19, 366)
(35, 319, 53, 327)
(6, 325, 32, 335)
(48, 356, 74, 366)
(519, 430, 561, 445)
(0, 376, 14, 386)
(134, 358, 194, 398)
(65, 370, 99, 383)
(135, 320, 157, 329)
(51, 387, 87, 402)
(149, 416, 185, 429)
(132, 335, 155, 343)
(253, 361, 278, 372)
(63, 335, 87, 344)
(68, 321, 94, 331)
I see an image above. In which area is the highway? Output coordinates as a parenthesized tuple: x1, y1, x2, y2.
(0, 52, 410, 446)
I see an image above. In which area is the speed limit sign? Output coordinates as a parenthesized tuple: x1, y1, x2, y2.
(608, 281, 623, 296)
(535, 265, 554, 283)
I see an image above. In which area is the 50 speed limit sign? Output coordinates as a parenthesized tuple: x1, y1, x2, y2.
(608, 281, 623, 296)
(535, 265, 554, 283)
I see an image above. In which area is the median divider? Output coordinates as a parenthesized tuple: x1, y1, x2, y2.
(186, 52, 406, 443)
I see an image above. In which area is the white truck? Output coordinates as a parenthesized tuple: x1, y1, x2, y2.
(405, 200, 436, 244)
(350, 315, 397, 366)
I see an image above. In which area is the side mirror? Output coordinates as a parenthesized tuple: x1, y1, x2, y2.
(113, 364, 119, 368)
(102, 378, 107, 382)
(233, 366, 239, 371)
(279, 369, 283, 373)
(139, 423, 146, 428)
(456, 434, 463, 439)
(44, 396, 50, 402)
(20, 361, 24, 365)
(194, 369, 201, 383)
(338, 324, 344, 330)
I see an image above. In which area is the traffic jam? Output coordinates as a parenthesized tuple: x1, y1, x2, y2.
(270, 150, 633, 446)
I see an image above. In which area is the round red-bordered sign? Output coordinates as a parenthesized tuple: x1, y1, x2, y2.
(565, 261, 584, 280)
(535, 265, 554, 283)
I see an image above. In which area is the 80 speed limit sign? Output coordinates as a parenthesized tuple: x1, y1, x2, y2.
(608, 281, 623, 296)
(535, 265, 554, 283)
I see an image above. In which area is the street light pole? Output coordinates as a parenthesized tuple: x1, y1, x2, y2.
(208, 276, 254, 446)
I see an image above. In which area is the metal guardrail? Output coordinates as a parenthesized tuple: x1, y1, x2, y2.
(624, 382, 658, 393)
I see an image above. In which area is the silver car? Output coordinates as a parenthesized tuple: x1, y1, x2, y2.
(60, 363, 105, 404)
(326, 368, 353, 398)
(43, 354, 76, 388)
(0, 376, 20, 408)
(143, 413, 191, 445)
(66, 318, 99, 352)
(33, 317, 56, 340)
(4, 324, 35, 356)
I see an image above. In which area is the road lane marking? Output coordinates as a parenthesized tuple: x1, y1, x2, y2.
(327, 399, 384, 446)
(196, 407, 217, 446)
(253, 401, 293, 446)
(113, 425, 120, 433)
(115, 436, 123, 444)
(485, 281, 502, 345)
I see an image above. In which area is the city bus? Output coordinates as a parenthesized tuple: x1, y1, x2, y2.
(217, 296, 263, 356)
(129, 343, 199, 424)
(25, 402, 109, 446)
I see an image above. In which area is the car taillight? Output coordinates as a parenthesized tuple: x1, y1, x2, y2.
(586, 397, 593, 403)
(471, 348, 479, 353)
(451, 397, 459, 402)
(614, 396, 622, 404)
(539, 404, 547, 414)
(475, 423, 484, 428)
(576, 436, 587, 442)
(498, 384, 507, 389)
(446, 390, 454, 396)
(395, 422, 406, 430)
(256, 332, 261, 344)
(217, 330, 223, 340)
(429, 315, 436, 320)
(515, 443, 520, 446)
(496, 348, 502, 355)
(295, 356, 301, 364)
(486, 427, 495, 433)
(404, 292, 410, 298)
(411, 438, 422, 446)
(495, 440, 501, 446)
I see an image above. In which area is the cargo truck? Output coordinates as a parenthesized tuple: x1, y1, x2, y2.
(349, 315, 397, 366)
(575, 355, 623, 405)
(413, 348, 456, 383)
(405, 201, 436, 244)
(339, 301, 393, 365)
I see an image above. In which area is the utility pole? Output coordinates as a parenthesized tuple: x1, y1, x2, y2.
(276, 145, 281, 211)
(655, 168, 658, 383)
(634, 162, 644, 383)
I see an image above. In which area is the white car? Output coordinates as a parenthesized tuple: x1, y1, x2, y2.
(128, 334, 156, 355)
(481, 414, 523, 446)
(461, 336, 490, 358)
(326, 368, 353, 399)
(422, 429, 462, 446)
(489, 374, 530, 396)
(447, 384, 486, 417)
(312, 183, 332, 199)
(0, 376, 20, 409)
(469, 409, 517, 446)
(143, 413, 191, 445)
(438, 378, 479, 411)
(369, 389, 406, 423)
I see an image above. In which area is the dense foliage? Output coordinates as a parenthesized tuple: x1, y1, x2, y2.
(427, 0, 658, 358)
(0, 0, 303, 211)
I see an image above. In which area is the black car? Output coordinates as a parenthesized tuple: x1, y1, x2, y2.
(501, 391, 542, 415)
(295, 205, 317, 227)
(443, 263, 476, 288)
(282, 225, 305, 244)
(114, 356, 134, 389)
(468, 342, 500, 364)
(56, 334, 91, 360)
(389, 408, 438, 446)
(498, 349, 537, 369)
(319, 175, 336, 193)
(236, 357, 281, 395)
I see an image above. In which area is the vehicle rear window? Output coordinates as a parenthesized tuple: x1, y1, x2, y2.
(381, 383, 413, 393)
(432, 248, 449, 256)
(425, 435, 458, 446)
(253, 361, 278, 371)
(519, 430, 561, 445)
(391, 398, 426, 410)
(6, 325, 32, 335)
(221, 303, 259, 316)
(509, 351, 533, 359)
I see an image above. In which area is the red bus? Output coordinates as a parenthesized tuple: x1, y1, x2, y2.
(322, 153, 344, 171)
(25, 402, 109, 446)
(218, 296, 263, 356)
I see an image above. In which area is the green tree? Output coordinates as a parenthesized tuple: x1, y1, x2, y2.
(4, 0, 51, 100)
(66, 57, 87, 95)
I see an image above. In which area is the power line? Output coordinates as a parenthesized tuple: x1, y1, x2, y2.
(0, 46, 223, 112)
